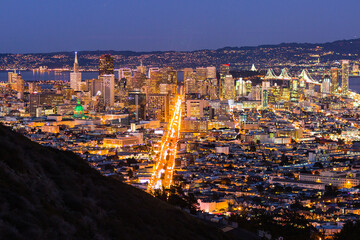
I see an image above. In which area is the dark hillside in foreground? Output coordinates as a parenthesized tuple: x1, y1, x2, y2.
(0, 124, 228, 240)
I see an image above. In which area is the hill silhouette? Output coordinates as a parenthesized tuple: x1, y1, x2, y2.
(0, 124, 228, 240)
(1, 38, 360, 69)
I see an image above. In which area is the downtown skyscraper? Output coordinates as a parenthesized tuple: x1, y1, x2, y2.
(70, 52, 82, 91)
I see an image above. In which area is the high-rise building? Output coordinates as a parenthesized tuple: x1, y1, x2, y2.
(184, 78, 196, 94)
(100, 74, 115, 107)
(160, 67, 177, 84)
(219, 64, 230, 98)
(130, 71, 146, 91)
(330, 68, 338, 94)
(129, 91, 147, 121)
(183, 68, 194, 80)
(99, 54, 114, 76)
(8, 70, 19, 84)
(146, 94, 169, 122)
(341, 60, 349, 96)
(16, 75, 25, 94)
(321, 75, 331, 95)
(290, 78, 299, 102)
(186, 99, 209, 118)
(87, 78, 103, 97)
(70, 52, 82, 91)
(223, 75, 235, 100)
(262, 89, 268, 108)
(196, 67, 207, 95)
(245, 80, 252, 95)
(236, 78, 247, 97)
(206, 67, 216, 79)
(148, 70, 162, 94)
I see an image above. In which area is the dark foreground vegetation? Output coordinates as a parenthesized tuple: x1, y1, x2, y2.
(0, 124, 227, 240)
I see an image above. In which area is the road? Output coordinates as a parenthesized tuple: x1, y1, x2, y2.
(147, 95, 183, 193)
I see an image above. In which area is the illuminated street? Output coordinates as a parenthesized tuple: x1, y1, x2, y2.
(147, 95, 183, 192)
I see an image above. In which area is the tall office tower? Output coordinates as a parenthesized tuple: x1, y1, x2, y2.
(88, 78, 103, 97)
(262, 89, 268, 108)
(100, 74, 115, 107)
(330, 67, 339, 94)
(183, 68, 194, 81)
(16, 75, 25, 93)
(8, 70, 19, 84)
(341, 60, 349, 96)
(196, 67, 207, 95)
(290, 78, 299, 102)
(245, 80, 252, 95)
(137, 61, 147, 75)
(249, 85, 261, 101)
(99, 54, 114, 76)
(131, 71, 146, 91)
(236, 78, 247, 97)
(129, 91, 147, 121)
(281, 87, 290, 102)
(223, 75, 235, 100)
(149, 70, 162, 94)
(160, 67, 177, 84)
(219, 64, 230, 98)
(206, 66, 216, 79)
(184, 78, 196, 94)
(321, 75, 331, 95)
(146, 94, 170, 122)
(269, 84, 281, 103)
(186, 99, 209, 118)
(209, 78, 219, 100)
(70, 52, 82, 91)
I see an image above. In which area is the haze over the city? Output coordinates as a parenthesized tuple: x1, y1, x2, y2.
(1, 0, 360, 53)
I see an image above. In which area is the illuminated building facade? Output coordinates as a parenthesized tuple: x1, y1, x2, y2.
(262, 89, 268, 108)
(100, 74, 115, 107)
(223, 75, 235, 100)
(341, 60, 349, 96)
(146, 94, 169, 122)
(99, 54, 114, 76)
(186, 99, 209, 118)
(29, 93, 63, 116)
(219, 64, 230, 98)
(321, 75, 331, 95)
(330, 67, 338, 94)
(128, 91, 147, 121)
(236, 78, 247, 97)
(70, 52, 82, 91)
(206, 66, 216, 79)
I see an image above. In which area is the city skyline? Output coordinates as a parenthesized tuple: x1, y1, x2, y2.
(2, 1, 360, 239)
(1, 0, 360, 53)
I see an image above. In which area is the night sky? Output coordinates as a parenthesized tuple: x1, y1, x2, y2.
(1, 0, 359, 53)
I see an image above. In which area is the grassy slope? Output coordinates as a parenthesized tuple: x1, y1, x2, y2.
(0, 125, 228, 240)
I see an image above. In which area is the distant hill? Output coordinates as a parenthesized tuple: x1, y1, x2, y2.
(1, 38, 360, 69)
(0, 124, 228, 240)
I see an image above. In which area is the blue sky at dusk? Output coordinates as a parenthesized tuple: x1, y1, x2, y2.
(1, 0, 359, 53)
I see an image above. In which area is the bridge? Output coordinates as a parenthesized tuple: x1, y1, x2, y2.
(147, 95, 184, 193)
(264, 68, 320, 85)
